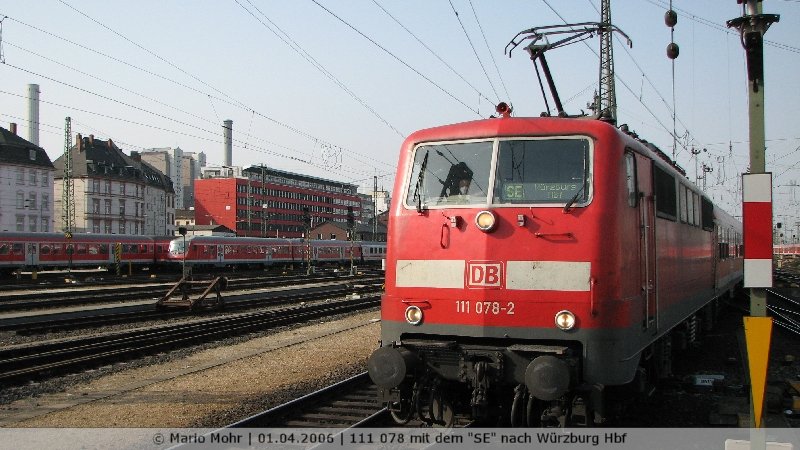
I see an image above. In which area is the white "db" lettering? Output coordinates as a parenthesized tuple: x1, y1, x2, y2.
(467, 262, 503, 288)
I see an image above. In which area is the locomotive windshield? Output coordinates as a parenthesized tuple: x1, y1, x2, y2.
(405, 137, 591, 209)
(406, 141, 493, 208)
(493, 138, 590, 204)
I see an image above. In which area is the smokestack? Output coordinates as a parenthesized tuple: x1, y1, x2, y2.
(9, 123, 17, 135)
(27, 84, 40, 146)
(223, 119, 233, 166)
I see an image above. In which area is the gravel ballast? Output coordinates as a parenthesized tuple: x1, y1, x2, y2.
(0, 310, 381, 428)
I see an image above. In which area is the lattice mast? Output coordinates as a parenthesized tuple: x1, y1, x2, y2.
(597, 0, 617, 122)
(61, 117, 75, 233)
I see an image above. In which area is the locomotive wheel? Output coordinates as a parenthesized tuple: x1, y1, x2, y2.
(388, 400, 413, 425)
(431, 396, 455, 428)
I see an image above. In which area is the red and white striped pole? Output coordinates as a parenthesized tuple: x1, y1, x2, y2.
(743, 173, 773, 289)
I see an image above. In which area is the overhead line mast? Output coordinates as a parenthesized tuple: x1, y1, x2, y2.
(598, 0, 617, 122)
(61, 116, 75, 234)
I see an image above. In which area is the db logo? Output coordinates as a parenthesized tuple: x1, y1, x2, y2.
(466, 261, 503, 288)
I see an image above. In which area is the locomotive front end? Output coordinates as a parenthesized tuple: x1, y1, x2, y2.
(369, 118, 629, 426)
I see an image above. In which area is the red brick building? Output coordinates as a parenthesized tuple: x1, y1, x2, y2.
(193, 166, 362, 238)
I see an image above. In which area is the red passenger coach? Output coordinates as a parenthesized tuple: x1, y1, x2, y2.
(166, 235, 297, 268)
(0, 232, 156, 273)
(367, 115, 743, 426)
(166, 235, 388, 268)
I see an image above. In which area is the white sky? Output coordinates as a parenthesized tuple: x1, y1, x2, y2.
(1, 1, 799, 228)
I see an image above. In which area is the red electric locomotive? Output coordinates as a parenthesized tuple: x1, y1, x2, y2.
(367, 114, 743, 426)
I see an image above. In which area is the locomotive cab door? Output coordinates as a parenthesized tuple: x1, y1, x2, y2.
(631, 153, 657, 332)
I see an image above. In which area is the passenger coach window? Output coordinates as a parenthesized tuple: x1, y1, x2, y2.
(493, 138, 590, 204)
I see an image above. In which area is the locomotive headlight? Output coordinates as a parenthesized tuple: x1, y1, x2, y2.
(475, 210, 497, 232)
(405, 305, 423, 325)
(555, 310, 576, 330)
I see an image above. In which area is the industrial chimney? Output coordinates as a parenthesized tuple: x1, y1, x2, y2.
(27, 84, 40, 146)
(223, 119, 233, 166)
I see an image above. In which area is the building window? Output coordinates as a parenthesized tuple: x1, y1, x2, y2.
(16, 215, 24, 231)
(29, 169, 37, 185)
(92, 179, 101, 193)
(92, 198, 101, 214)
(119, 200, 126, 217)
(105, 199, 112, 215)
(41, 217, 50, 232)
(104, 220, 112, 234)
(105, 180, 111, 194)
(16, 168, 24, 184)
(42, 173, 49, 187)
(119, 221, 126, 234)
(16, 191, 24, 208)
(42, 194, 49, 211)
(28, 192, 37, 210)
(28, 215, 37, 232)
(119, 182, 126, 196)
(92, 220, 101, 233)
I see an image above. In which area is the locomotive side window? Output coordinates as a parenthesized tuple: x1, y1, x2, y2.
(679, 186, 688, 223)
(406, 141, 493, 208)
(0, 244, 8, 255)
(624, 152, 637, 207)
(686, 187, 695, 225)
(493, 138, 590, 205)
(653, 165, 677, 221)
(701, 197, 714, 231)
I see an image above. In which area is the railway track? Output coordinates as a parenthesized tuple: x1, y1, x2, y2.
(0, 279, 383, 334)
(765, 289, 800, 338)
(0, 272, 378, 313)
(0, 293, 380, 386)
(230, 372, 388, 428)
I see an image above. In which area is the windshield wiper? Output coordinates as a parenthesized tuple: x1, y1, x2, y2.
(413, 150, 430, 213)
(563, 182, 586, 213)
